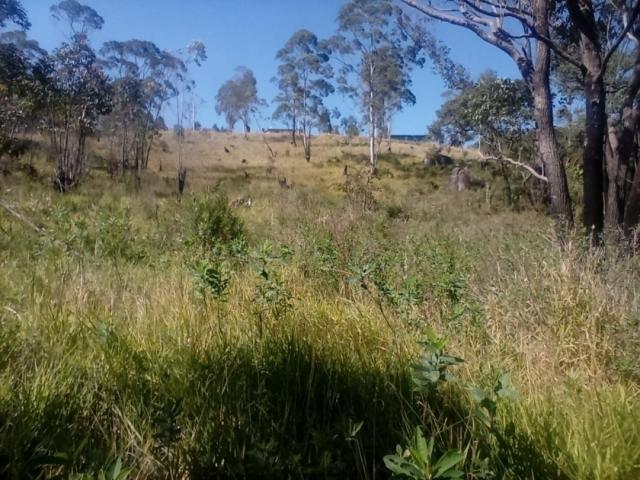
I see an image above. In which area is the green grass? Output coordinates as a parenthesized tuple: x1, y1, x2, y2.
(0, 133, 638, 479)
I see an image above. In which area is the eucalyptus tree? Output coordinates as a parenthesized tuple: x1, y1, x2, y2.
(273, 29, 334, 161)
(272, 64, 299, 145)
(0, 0, 30, 30)
(0, 31, 48, 158)
(46, 38, 111, 191)
(340, 115, 361, 144)
(401, 0, 575, 233)
(327, 0, 420, 174)
(328, 0, 461, 174)
(429, 73, 539, 204)
(215, 67, 264, 134)
(0, 0, 49, 160)
(172, 40, 206, 194)
(50, 0, 103, 41)
(551, 0, 640, 241)
(100, 39, 186, 177)
(47, 0, 111, 191)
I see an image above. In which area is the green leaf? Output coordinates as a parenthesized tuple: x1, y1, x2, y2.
(107, 457, 122, 479)
(467, 385, 487, 403)
(440, 468, 465, 478)
(384, 454, 423, 478)
(415, 428, 431, 463)
(434, 450, 464, 477)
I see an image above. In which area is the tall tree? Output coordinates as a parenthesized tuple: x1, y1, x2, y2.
(47, 0, 111, 191)
(549, 0, 640, 242)
(272, 62, 299, 146)
(0, 31, 48, 160)
(0, 0, 30, 30)
(273, 29, 334, 161)
(172, 40, 206, 195)
(328, 0, 427, 174)
(215, 67, 264, 134)
(401, 0, 575, 233)
(50, 0, 103, 40)
(46, 39, 111, 191)
(340, 115, 361, 144)
(100, 39, 186, 177)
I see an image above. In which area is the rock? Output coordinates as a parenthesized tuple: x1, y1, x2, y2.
(278, 176, 291, 189)
(230, 196, 253, 208)
(448, 167, 472, 191)
(424, 153, 454, 167)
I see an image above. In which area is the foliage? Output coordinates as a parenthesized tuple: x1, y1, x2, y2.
(340, 115, 360, 140)
(46, 35, 112, 191)
(0, 33, 48, 159)
(411, 333, 464, 394)
(328, 0, 427, 172)
(100, 39, 186, 175)
(215, 67, 264, 133)
(50, 0, 104, 37)
(273, 29, 334, 159)
(428, 71, 533, 150)
(384, 428, 465, 479)
(187, 190, 245, 251)
(192, 258, 229, 299)
(0, 0, 30, 30)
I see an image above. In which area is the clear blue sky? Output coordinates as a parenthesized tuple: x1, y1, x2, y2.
(21, 0, 518, 134)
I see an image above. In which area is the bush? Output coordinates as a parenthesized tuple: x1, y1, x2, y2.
(188, 191, 245, 251)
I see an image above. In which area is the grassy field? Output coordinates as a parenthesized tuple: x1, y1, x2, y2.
(0, 132, 639, 479)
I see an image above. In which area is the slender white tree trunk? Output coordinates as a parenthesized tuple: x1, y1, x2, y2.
(368, 65, 377, 175)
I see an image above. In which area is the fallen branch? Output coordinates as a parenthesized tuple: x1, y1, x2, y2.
(0, 200, 46, 234)
(480, 154, 548, 182)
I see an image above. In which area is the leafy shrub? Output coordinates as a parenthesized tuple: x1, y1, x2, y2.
(188, 191, 244, 251)
(192, 259, 229, 299)
(95, 210, 145, 263)
(384, 428, 465, 479)
(386, 204, 409, 220)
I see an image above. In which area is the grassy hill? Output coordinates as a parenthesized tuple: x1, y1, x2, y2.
(0, 132, 638, 479)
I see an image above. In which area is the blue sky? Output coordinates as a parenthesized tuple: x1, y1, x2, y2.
(21, 0, 519, 134)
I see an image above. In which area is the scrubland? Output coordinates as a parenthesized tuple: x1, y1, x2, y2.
(0, 132, 638, 479)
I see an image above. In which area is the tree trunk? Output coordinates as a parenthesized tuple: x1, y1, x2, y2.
(530, 0, 575, 232)
(605, 128, 622, 227)
(291, 113, 297, 146)
(582, 71, 606, 240)
(610, 48, 640, 235)
(567, 0, 606, 242)
(303, 127, 311, 162)
(368, 73, 377, 175)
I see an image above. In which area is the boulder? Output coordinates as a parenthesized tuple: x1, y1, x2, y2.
(448, 167, 472, 191)
(424, 153, 454, 167)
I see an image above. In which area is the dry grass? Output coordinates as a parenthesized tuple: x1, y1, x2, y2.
(0, 132, 638, 479)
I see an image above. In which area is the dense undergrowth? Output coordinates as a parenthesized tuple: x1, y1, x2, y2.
(0, 148, 639, 479)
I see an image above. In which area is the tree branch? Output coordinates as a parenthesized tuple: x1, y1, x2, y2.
(601, 1, 640, 77)
(0, 201, 46, 234)
(480, 153, 548, 182)
(400, 0, 525, 64)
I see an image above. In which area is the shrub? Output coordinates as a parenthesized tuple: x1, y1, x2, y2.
(187, 191, 244, 251)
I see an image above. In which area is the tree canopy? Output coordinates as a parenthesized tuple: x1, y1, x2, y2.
(215, 66, 264, 133)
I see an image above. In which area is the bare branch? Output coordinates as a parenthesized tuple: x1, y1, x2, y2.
(601, 1, 640, 77)
(0, 201, 46, 234)
(400, 0, 525, 64)
(480, 154, 548, 182)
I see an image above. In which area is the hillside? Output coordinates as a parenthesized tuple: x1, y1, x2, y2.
(0, 133, 639, 479)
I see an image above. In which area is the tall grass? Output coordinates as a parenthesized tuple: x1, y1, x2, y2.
(0, 135, 638, 479)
